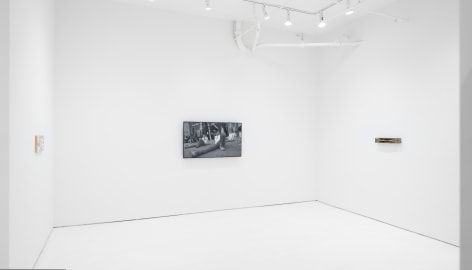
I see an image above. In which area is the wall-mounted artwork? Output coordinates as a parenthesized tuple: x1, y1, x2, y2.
(35, 135, 45, 154)
(375, 138, 402, 144)
(183, 122, 242, 158)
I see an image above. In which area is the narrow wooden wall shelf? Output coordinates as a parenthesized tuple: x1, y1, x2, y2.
(375, 138, 402, 144)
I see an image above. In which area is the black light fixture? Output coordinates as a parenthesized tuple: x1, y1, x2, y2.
(262, 5, 270, 20)
(284, 10, 292, 26)
(205, 0, 212, 11)
(318, 12, 326, 28)
(345, 0, 354, 15)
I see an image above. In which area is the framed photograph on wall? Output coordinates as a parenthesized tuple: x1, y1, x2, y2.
(183, 122, 242, 158)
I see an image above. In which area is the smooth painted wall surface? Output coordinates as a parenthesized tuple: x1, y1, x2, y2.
(9, 0, 55, 267)
(0, 1, 10, 267)
(315, 0, 460, 245)
(461, 0, 472, 267)
(54, 0, 318, 226)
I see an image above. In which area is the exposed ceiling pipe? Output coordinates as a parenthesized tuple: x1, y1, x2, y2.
(233, 20, 362, 52)
(367, 11, 407, 23)
(257, 41, 362, 48)
(234, 25, 258, 39)
(251, 22, 262, 52)
(233, 21, 255, 52)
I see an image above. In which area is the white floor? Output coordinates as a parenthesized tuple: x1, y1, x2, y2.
(35, 202, 459, 270)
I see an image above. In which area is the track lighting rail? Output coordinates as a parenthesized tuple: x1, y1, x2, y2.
(242, 0, 343, 16)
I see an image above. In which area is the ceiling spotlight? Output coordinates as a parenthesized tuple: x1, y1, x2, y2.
(148, 0, 156, 2)
(262, 5, 270, 20)
(318, 12, 326, 28)
(284, 10, 293, 26)
(345, 0, 354, 15)
(205, 0, 212, 11)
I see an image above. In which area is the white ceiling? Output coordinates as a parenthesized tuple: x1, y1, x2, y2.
(115, 0, 400, 35)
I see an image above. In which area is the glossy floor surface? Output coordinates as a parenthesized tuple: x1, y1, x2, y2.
(36, 202, 459, 270)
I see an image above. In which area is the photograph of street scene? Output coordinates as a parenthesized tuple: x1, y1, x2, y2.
(183, 122, 242, 158)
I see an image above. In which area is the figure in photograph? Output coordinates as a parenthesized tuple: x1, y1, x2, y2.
(219, 124, 226, 151)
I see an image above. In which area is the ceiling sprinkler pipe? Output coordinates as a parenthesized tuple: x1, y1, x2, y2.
(234, 21, 362, 52)
(233, 21, 252, 52)
(256, 41, 362, 48)
(251, 22, 261, 52)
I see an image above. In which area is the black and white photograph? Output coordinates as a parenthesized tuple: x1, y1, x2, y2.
(183, 122, 242, 158)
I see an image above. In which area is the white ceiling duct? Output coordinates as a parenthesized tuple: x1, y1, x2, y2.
(233, 20, 362, 52)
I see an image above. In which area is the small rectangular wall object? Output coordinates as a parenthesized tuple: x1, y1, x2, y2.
(35, 135, 45, 154)
(375, 138, 402, 144)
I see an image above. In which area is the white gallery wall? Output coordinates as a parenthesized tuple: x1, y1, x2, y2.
(0, 0, 10, 267)
(8, 0, 55, 267)
(314, 0, 459, 245)
(54, 0, 319, 226)
(461, 0, 472, 267)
